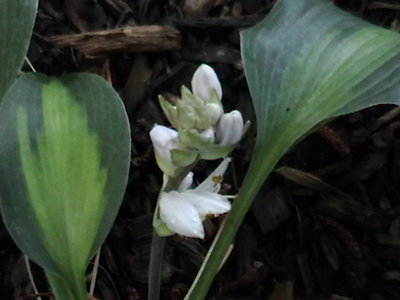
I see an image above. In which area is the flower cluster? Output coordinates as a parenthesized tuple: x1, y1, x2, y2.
(150, 64, 248, 238)
(150, 64, 248, 176)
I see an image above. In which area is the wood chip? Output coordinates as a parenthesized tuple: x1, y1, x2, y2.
(276, 167, 346, 196)
(252, 188, 290, 234)
(49, 25, 181, 57)
(182, 45, 241, 64)
(171, 15, 264, 28)
(64, 0, 107, 32)
(330, 296, 353, 300)
(316, 125, 351, 156)
(102, 0, 133, 14)
(183, 0, 216, 16)
(268, 281, 294, 300)
(122, 55, 156, 114)
(296, 254, 315, 292)
(384, 271, 400, 281)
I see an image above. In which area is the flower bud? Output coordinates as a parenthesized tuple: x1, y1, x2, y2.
(150, 125, 178, 159)
(215, 110, 244, 146)
(150, 125, 179, 175)
(205, 103, 223, 125)
(191, 64, 222, 102)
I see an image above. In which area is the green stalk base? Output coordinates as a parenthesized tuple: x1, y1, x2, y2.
(45, 271, 87, 300)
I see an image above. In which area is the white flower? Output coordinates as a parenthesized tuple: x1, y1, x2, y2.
(149, 125, 179, 162)
(159, 158, 232, 238)
(191, 64, 223, 102)
(215, 110, 244, 146)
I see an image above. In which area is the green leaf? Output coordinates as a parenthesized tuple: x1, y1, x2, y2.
(0, 0, 38, 100)
(0, 73, 131, 299)
(185, 0, 400, 298)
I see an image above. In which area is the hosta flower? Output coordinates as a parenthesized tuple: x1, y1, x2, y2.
(215, 110, 244, 146)
(159, 158, 232, 238)
(191, 64, 223, 102)
(197, 110, 249, 160)
(191, 64, 223, 124)
(150, 125, 198, 176)
(149, 125, 179, 163)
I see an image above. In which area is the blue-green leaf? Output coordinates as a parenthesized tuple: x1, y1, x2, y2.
(0, 0, 38, 100)
(186, 0, 400, 298)
(0, 73, 131, 299)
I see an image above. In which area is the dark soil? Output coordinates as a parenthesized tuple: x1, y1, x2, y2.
(2, 0, 400, 299)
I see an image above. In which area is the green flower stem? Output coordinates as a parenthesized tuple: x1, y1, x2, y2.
(184, 154, 278, 300)
(148, 232, 167, 300)
(148, 163, 198, 300)
(45, 271, 87, 300)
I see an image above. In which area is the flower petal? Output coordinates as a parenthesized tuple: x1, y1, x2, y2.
(185, 190, 231, 218)
(178, 172, 193, 192)
(159, 191, 205, 238)
(195, 157, 231, 193)
(191, 64, 222, 102)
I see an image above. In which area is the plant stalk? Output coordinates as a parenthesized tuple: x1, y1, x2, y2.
(148, 232, 167, 300)
(45, 271, 87, 300)
(184, 156, 278, 299)
(148, 164, 197, 300)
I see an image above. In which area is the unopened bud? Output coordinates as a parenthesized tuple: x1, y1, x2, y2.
(150, 125, 179, 175)
(191, 64, 222, 102)
(215, 110, 244, 146)
(205, 103, 223, 125)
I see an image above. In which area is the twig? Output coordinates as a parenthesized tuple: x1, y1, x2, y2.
(368, 2, 400, 10)
(24, 255, 42, 300)
(372, 106, 400, 131)
(24, 56, 36, 73)
(89, 248, 101, 296)
(49, 26, 181, 57)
